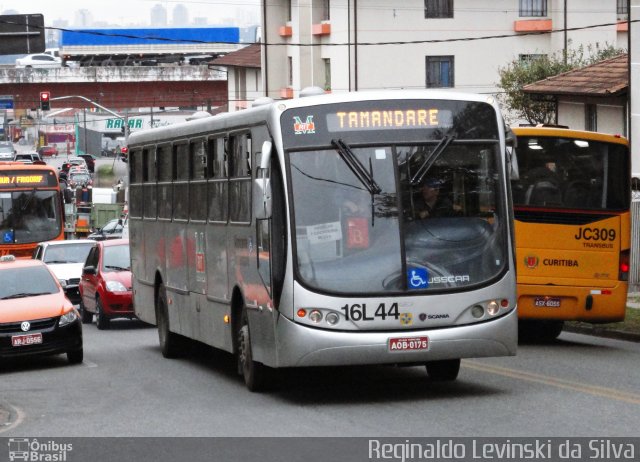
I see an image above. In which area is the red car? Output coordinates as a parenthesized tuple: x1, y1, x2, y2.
(37, 145, 58, 158)
(78, 239, 134, 329)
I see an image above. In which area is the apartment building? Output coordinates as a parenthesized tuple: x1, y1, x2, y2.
(631, 0, 639, 174)
(261, 0, 628, 102)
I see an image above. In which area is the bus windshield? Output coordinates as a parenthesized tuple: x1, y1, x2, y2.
(289, 141, 506, 294)
(0, 190, 62, 244)
(511, 135, 629, 210)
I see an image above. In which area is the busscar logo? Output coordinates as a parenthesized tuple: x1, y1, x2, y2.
(293, 115, 316, 134)
(525, 255, 539, 269)
(8, 438, 73, 461)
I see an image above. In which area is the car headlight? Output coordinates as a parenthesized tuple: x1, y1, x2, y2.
(58, 279, 68, 288)
(106, 280, 128, 292)
(59, 309, 78, 327)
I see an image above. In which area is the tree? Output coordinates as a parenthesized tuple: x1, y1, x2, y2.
(497, 44, 626, 125)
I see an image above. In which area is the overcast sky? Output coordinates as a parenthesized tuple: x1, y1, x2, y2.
(1, 0, 260, 27)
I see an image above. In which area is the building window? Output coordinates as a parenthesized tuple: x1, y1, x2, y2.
(519, 54, 546, 64)
(426, 56, 454, 88)
(519, 0, 547, 17)
(585, 104, 597, 131)
(617, 0, 629, 15)
(288, 56, 293, 86)
(322, 0, 330, 20)
(425, 0, 453, 18)
(324, 58, 331, 91)
(286, 0, 292, 21)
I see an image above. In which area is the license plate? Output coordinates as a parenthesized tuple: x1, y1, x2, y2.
(534, 297, 561, 308)
(388, 336, 429, 352)
(12, 333, 43, 347)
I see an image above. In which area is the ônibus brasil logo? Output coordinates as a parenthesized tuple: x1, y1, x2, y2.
(525, 255, 539, 269)
(293, 116, 315, 135)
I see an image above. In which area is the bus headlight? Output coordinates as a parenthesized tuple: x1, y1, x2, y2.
(309, 310, 323, 323)
(487, 301, 500, 316)
(471, 305, 485, 318)
(326, 312, 340, 326)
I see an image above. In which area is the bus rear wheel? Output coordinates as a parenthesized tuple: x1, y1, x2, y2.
(426, 359, 461, 381)
(237, 307, 268, 392)
(156, 284, 181, 358)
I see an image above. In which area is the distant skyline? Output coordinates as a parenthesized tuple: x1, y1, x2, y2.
(0, 0, 260, 28)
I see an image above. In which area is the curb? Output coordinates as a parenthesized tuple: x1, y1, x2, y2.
(563, 324, 640, 343)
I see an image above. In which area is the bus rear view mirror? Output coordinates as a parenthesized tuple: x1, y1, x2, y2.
(254, 177, 272, 219)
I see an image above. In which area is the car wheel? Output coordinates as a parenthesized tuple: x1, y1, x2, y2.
(67, 347, 83, 364)
(80, 300, 92, 324)
(95, 298, 110, 330)
(236, 305, 269, 392)
(425, 359, 461, 382)
(156, 283, 182, 358)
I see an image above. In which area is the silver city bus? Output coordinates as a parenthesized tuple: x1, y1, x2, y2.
(127, 90, 518, 391)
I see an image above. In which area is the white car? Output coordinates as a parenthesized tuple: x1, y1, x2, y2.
(15, 53, 63, 69)
(32, 240, 97, 304)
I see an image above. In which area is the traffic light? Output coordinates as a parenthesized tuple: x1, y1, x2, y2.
(40, 91, 50, 111)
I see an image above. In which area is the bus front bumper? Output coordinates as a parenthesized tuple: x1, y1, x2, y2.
(273, 307, 517, 368)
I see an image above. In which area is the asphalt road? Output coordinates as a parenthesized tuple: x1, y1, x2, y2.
(1, 321, 639, 438)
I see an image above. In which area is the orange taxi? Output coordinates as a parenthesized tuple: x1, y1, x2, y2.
(0, 255, 83, 364)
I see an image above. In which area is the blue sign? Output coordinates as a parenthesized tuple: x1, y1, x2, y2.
(0, 96, 14, 109)
(3, 230, 14, 243)
(407, 267, 428, 289)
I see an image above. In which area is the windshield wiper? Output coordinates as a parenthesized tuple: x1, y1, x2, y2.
(1, 292, 51, 300)
(410, 135, 456, 186)
(331, 139, 382, 195)
(46, 260, 69, 264)
(105, 265, 129, 271)
(20, 189, 37, 213)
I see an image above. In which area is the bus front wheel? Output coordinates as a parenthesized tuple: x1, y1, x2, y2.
(426, 359, 461, 381)
(156, 284, 181, 358)
(237, 307, 268, 392)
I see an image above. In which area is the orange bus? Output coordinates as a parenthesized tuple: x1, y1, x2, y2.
(510, 127, 630, 340)
(0, 162, 64, 258)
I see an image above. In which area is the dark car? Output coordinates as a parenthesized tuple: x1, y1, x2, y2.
(88, 218, 124, 241)
(78, 154, 96, 173)
(79, 239, 134, 329)
(0, 255, 83, 364)
(37, 145, 58, 158)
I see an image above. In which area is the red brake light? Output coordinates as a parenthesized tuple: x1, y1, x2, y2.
(619, 250, 630, 281)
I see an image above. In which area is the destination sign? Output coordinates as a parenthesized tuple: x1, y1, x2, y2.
(0, 171, 57, 188)
(327, 108, 452, 132)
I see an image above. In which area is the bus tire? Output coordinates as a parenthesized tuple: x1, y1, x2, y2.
(95, 298, 110, 330)
(426, 359, 461, 381)
(237, 306, 268, 392)
(519, 320, 564, 343)
(156, 284, 181, 358)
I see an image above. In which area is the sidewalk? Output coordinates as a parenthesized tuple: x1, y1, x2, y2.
(562, 292, 640, 342)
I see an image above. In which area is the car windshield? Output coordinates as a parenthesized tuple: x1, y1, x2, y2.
(102, 244, 130, 271)
(0, 190, 62, 243)
(0, 265, 59, 299)
(44, 243, 94, 264)
(289, 142, 506, 294)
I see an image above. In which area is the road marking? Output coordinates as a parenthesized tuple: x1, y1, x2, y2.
(0, 402, 24, 434)
(464, 360, 640, 405)
(83, 359, 98, 368)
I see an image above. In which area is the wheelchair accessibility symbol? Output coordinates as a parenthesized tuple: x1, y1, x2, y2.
(3, 231, 13, 243)
(407, 267, 428, 289)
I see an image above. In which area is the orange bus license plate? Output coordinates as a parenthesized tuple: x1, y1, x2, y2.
(12, 333, 43, 347)
(534, 297, 561, 308)
(389, 336, 429, 352)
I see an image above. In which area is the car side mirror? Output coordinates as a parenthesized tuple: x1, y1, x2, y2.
(82, 266, 97, 275)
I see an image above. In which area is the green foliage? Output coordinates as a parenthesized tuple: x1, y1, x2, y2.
(497, 43, 627, 125)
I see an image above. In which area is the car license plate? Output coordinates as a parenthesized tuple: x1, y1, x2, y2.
(12, 333, 43, 347)
(388, 336, 429, 352)
(534, 297, 561, 308)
